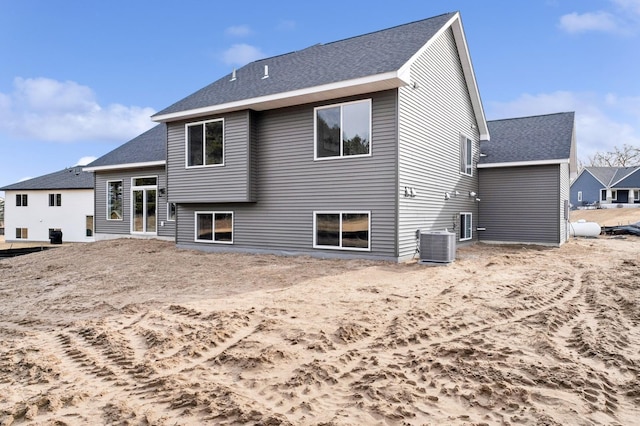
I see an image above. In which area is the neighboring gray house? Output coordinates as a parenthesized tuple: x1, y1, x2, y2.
(84, 124, 175, 241)
(478, 112, 577, 246)
(0, 167, 95, 243)
(570, 166, 640, 208)
(150, 12, 489, 261)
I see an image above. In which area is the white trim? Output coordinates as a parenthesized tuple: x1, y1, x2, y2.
(459, 134, 473, 176)
(194, 211, 234, 244)
(106, 180, 123, 221)
(83, 160, 165, 172)
(185, 118, 225, 169)
(130, 175, 158, 235)
(152, 72, 406, 122)
(314, 99, 372, 161)
(166, 202, 176, 222)
(477, 158, 570, 169)
(313, 211, 371, 252)
(577, 191, 582, 202)
(460, 212, 472, 241)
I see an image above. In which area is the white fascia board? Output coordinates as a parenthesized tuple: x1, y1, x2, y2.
(83, 160, 165, 172)
(152, 71, 408, 123)
(478, 158, 570, 168)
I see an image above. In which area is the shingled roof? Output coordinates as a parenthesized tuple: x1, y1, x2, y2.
(582, 166, 640, 186)
(84, 124, 166, 171)
(151, 12, 488, 139)
(0, 167, 93, 191)
(479, 112, 576, 167)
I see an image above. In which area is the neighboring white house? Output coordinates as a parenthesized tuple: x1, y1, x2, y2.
(0, 167, 95, 243)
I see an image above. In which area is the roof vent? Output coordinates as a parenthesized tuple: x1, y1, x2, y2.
(230, 68, 237, 81)
(262, 65, 269, 79)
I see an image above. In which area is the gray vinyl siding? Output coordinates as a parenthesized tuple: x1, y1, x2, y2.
(397, 27, 480, 259)
(175, 90, 398, 260)
(570, 171, 603, 207)
(559, 162, 570, 244)
(478, 165, 561, 245)
(94, 166, 174, 238)
(167, 110, 253, 203)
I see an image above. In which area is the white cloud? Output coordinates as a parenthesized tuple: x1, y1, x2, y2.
(559, 0, 640, 34)
(75, 156, 97, 166)
(486, 91, 640, 162)
(221, 44, 266, 66)
(0, 77, 156, 143)
(225, 25, 252, 37)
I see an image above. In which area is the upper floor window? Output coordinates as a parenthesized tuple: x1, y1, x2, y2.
(186, 119, 224, 167)
(460, 212, 472, 241)
(107, 181, 123, 220)
(49, 193, 62, 207)
(460, 135, 473, 176)
(315, 99, 371, 159)
(16, 194, 28, 206)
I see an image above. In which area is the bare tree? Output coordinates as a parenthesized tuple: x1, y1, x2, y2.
(586, 144, 640, 167)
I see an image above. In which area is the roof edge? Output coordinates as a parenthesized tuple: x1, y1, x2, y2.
(152, 71, 408, 122)
(83, 160, 166, 172)
(610, 166, 640, 187)
(478, 158, 570, 169)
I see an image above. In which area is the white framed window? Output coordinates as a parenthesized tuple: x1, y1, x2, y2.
(634, 190, 640, 201)
(186, 118, 224, 168)
(49, 193, 62, 207)
(600, 189, 607, 201)
(107, 181, 123, 220)
(313, 211, 371, 251)
(611, 190, 617, 201)
(195, 211, 233, 243)
(131, 176, 157, 234)
(460, 135, 473, 176)
(315, 99, 371, 160)
(16, 194, 28, 207)
(460, 212, 472, 241)
(167, 203, 176, 221)
(577, 191, 582, 202)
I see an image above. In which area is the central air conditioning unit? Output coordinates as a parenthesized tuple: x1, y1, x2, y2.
(419, 231, 456, 264)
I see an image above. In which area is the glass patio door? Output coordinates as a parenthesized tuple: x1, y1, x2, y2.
(132, 177, 157, 234)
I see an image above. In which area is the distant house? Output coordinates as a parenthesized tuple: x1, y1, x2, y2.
(570, 166, 640, 209)
(83, 124, 175, 240)
(478, 112, 577, 246)
(0, 167, 94, 243)
(85, 12, 579, 259)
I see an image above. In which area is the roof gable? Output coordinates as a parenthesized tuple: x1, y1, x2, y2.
(151, 12, 488, 138)
(479, 112, 575, 168)
(0, 167, 93, 191)
(84, 124, 166, 171)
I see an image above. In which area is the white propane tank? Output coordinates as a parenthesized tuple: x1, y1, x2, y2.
(570, 219, 601, 237)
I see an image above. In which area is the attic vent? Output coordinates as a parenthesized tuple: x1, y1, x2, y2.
(419, 231, 456, 264)
(262, 65, 269, 79)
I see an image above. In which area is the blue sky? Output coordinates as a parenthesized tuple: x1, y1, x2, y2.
(1, 0, 639, 194)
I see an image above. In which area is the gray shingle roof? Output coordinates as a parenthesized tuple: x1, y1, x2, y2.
(85, 124, 166, 168)
(0, 167, 93, 191)
(585, 166, 640, 186)
(480, 112, 575, 165)
(153, 13, 457, 118)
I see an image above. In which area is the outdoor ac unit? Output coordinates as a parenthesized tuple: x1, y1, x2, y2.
(419, 231, 456, 264)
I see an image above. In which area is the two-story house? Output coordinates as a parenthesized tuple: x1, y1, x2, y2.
(0, 167, 95, 243)
(86, 11, 577, 260)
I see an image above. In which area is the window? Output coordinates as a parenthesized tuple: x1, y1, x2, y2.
(132, 176, 157, 234)
(167, 203, 176, 221)
(635, 190, 640, 201)
(49, 193, 62, 207)
(16, 194, 27, 206)
(577, 191, 582, 202)
(15, 228, 28, 239)
(107, 181, 123, 220)
(186, 119, 224, 167)
(315, 99, 371, 159)
(314, 211, 370, 251)
(195, 212, 233, 243)
(460, 136, 473, 175)
(611, 190, 617, 201)
(460, 213, 472, 241)
(601, 189, 607, 201)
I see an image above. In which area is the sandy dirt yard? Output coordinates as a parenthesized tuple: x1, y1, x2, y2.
(1, 231, 639, 425)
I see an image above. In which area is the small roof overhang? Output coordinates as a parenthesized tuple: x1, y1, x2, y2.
(83, 160, 166, 172)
